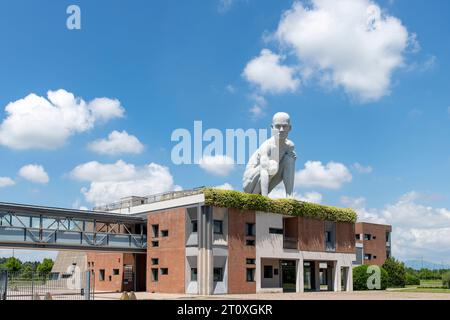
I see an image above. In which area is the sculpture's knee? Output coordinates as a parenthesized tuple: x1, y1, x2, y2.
(281, 154, 296, 169)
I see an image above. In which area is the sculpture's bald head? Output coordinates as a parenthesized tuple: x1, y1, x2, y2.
(271, 112, 291, 141)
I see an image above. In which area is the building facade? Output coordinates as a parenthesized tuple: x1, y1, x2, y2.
(354, 222, 392, 266)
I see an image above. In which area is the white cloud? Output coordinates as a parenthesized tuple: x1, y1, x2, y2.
(218, 0, 234, 13)
(0, 89, 124, 150)
(269, 186, 323, 204)
(273, 0, 411, 101)
(243, 49, 300, 94)
(71, 160, 177, 206)
(352, 162, 373, 174)
(0, 177, 15, 188)
(341, 192, 450, 262)
(249, 94, 267, 119)
(295, 161, 352, 189)
(215, 183, 234, 190)
(88, 130, 144, 155)
(18, 164, 49, 185)
(199, 155, 235, 177)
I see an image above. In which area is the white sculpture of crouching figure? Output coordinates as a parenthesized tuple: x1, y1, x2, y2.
(243, 112, 296, 198)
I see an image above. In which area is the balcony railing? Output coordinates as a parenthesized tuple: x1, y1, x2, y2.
(283, 237, 298, 250)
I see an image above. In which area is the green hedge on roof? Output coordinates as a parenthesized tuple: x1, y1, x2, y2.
(202, 188, 357, 223)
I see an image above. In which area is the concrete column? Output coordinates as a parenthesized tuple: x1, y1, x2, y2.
(296, 259, 304, 293)
(346, 266, 353, 292)
(255, 257, 261, 292)
(333, 262, 341, 292)
(198, 206, 213, 295)
(314, 261, 321, 292)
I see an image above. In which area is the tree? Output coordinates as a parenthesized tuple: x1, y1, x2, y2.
(405, 273, 420, 286)
(353, 265, 388, 290)
(37, 258, 54, 275)
(3, 257, 22, 273)
(382, 257, 406, 288)
(442, 272, 450, 289)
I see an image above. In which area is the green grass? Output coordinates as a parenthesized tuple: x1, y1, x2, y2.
(387, 279, 450, 293)
(420, 279, 443, 288)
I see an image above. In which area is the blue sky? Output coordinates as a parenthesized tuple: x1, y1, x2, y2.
(0, 0, 450, 264)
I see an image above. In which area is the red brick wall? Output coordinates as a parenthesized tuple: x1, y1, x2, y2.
(336, 222, 355, 253)
(87, 252, 133, 292)
(228, 209, 256, 294)
(298, 217, 325, 252)
(356, 223, 392, 266)
(147, 208, 186, 293)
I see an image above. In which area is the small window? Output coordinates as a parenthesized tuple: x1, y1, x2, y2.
(355, 234, 361, 240)
(91, 262, 94, 267)
(263, 266, 273, 278)
(87, 262, 91, 267)
(192, 220, 198, 233)
(364, 254, 372, 260)
(214, 220, 223, 234)
(151, 258, 159, 265)
(109, 275, 112, 281)
(325, 231, 332, 242)
(246, 239, 255, 246)
(151, 268, 158, 282)
(152, 224, 159, 238)
(160, 268, 168, 275)
(113, 269, 119, 276)
(246, 223, 255, 237)
(191, 268, 198, 281)
(269, 228, 283, 235)
(246, 258, 255, 265)
(213, 268, 223, 282)
(99, 269, 105, 281)
(161, 230, 169, 237)
(364, 234, 372, 241)
(151, 241, 159, 247)
(373, 256, 377, 259)
(246, 268, 255, 282)
(373, 236, 377, 240)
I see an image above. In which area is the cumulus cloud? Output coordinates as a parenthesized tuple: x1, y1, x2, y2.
(341, 192, 450, 262)
(352, 162, 373, 174)
(18, 164, 49, 185)
(295, 161, 352, 189)
(199, 155, 235, 177)
(0, 89, 124, 150)
(265, 0, 412, 102)
(269, 186, 323, 204)
(71, 160, 177, 206)
(88, 130, 144, 155)
(215, 183, 234, 190)
(0, 177, 15, 188)
(243, 49, 300, 94)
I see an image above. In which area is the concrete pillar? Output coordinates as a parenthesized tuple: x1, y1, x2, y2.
(346, 266, 353, 292)
(333, 262, 341, 292)
(296, 259, 304, 293)
(314, 261, 321, 292)
(255, 257, 261, 292)
(198, 206, 213, 295)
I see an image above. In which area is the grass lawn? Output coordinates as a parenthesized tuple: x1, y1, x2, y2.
(387, 279, 450, 293)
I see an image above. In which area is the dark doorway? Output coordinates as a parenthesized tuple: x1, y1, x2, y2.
(135, 254, 147, 292)
(303, 261, 316, 292)
(281, 260, 296, 292)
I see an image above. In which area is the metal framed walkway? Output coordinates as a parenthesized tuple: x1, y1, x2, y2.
(0, 202, 147, 253)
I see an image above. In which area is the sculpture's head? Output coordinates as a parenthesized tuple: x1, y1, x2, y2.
(271, 112, 291, 141)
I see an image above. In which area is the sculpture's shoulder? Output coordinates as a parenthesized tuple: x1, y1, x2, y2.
(285, 139, 295, 150)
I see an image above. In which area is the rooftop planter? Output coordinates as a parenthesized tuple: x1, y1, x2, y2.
(202, 188, 357, 223)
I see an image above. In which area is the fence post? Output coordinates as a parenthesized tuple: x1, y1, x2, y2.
(0, 270, 7, 300)
(85, 270, 91, 300)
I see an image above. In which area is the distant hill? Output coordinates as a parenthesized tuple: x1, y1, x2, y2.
(404, 260, 450, 270)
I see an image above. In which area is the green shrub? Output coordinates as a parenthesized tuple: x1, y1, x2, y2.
(382, 257, 406, 288)
(353, 265, 388, 290)
(202, 188, 357, 222)
(405, 273, 420, 286)
(442, 272, 450, 289)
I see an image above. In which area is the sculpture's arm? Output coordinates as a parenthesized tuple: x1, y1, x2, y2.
(259, 145, 271, 197)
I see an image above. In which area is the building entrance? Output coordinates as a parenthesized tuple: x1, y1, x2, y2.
(281, 260, 296, 292)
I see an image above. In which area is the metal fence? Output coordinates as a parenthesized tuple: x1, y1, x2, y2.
(0, 270, 94, 300)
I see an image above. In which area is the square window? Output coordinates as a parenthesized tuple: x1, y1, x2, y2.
(99, 269, 105, 281)
(151, 268, 158, 282)
(160, 268, 168, 275)
(113, 269, 119, 276)
(364, 234, 372, 241)
(364, 254, 372, 260)
(246, 223, 255, 236)
(214, 220, 223, 234)
(246, 258, 255, 265)
(192, 220, 198, 233)
(246, 239, 255, 246)
(355, 234, 361, 240)
(213, 268, 223, 282)
(151, 258, 159, 265)
(246, 268, 255, 282)
(263, 266, 273, 278)
(191, 268, 198, 282)
(151, 241, 159, 247)
(161, 230, 169, 237)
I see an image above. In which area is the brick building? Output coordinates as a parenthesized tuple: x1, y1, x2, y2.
(354, 222, 392, 266)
